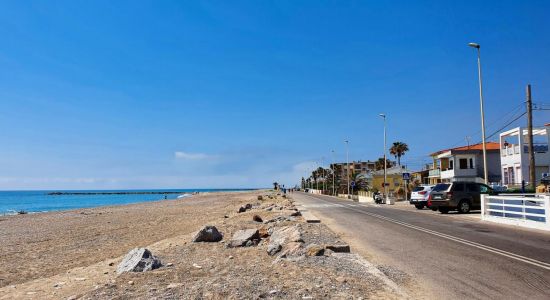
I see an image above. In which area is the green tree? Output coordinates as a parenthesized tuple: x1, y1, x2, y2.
(389, 142, 409, 166)
(375, 157, 393, 170)
(350, 171, 369, 193)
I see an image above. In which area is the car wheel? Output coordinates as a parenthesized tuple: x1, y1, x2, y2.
(415, 204, 424, 210)
(458, 200, 471, 214)
(431, 207, 438, 211)
(439, 207, 449, 214)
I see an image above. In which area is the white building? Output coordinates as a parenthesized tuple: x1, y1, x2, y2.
(499, 126, 550, 187)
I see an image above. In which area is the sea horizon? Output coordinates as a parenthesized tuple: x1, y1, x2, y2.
(0, 188, 261, 215)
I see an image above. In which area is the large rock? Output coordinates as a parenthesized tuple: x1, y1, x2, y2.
(116, 248, 161, 274)
(269, 225, 303, 245)
(325, 244, 351, 253)
(258, 225, 271, 238)
(306, 244, 324, 256)
(266, 225, 303, 256)
(267, 243, 282, 256)
(278, 242, 304, 258)
(237, 203, 253, 213)
(252, 215, 263, 222)
(228, 229, 260, 247)
(192, 225, 223, 242)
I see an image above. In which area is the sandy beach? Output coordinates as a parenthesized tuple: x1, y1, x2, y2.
(0, 191, 405, 299)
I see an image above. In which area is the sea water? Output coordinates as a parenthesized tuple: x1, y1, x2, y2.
(0, 189, 254, 215)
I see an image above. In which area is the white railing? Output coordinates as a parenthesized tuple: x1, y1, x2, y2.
(481, 194, 550, 231)
(307, 189, 323, 194)
(357, 190, 374, 203)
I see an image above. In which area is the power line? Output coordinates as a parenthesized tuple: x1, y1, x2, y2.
(445, 103, 525, 149)
(480, 111, 527, 142)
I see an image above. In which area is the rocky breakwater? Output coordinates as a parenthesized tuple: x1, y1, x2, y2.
(81, 192, 407, 299)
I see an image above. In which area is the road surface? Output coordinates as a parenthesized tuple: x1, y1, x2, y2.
(292, 192, 550, 299)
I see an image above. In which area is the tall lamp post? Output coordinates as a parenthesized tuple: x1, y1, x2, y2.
(468, 42, 489, 184)
(345, 140, 350, 198)
(379, 114, 390, 204)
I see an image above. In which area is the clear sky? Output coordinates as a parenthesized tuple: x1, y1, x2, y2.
(1, 1, 549, 190)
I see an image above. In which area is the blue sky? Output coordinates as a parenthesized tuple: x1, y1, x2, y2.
(1, 1, 549, 189)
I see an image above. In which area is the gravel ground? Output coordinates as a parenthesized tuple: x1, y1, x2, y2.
(0, 191, 407, 299)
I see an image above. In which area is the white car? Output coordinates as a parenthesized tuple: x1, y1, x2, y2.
(409, 185, 434, 209)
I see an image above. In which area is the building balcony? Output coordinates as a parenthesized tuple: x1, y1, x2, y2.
(428, 168, 441, 177)
(440, 168, 478, 179)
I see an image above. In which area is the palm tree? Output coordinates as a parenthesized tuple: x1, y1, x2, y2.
(390, 142, 409, 166)
(311, 170, 318, 189)
(375, 157, 393, 170)
(350, 171, 369, 193)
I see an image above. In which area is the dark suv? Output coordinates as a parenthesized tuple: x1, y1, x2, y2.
(428, 182, 495, 214)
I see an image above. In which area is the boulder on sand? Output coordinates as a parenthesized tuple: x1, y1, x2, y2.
(192, 225, 223, 242)
(269, 225, 303, 245)
(325, 244, 351, 253)
(267, 243, 282, 256)
(228, 229, 260, 248)
(258, 225, 271, 238)
(306, 244, 324, 256)
(117, 248, 162, 274)
(266, 225, 303, 256)
(278, 242, 304, 258)
(238, 203, 253, 213)
(252, 215, 263, 222)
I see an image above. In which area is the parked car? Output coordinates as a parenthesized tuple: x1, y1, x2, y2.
(428, 182, 496, 214)
(409, 185, 434, 209)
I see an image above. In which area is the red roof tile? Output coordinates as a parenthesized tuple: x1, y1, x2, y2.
(430, 142, 500, 156)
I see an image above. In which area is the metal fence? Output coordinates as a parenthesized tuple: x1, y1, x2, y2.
(481, 194, 550, 231)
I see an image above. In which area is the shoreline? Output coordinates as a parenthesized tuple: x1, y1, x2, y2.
(0, 191, 259, 289)
(0, 190, 403, 299)
(0, 189, 263, 217)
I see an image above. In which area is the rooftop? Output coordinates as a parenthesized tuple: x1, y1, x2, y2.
(430, 142, 500, 156)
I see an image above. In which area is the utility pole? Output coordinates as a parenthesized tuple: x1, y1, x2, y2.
(526, 84, 536, 189)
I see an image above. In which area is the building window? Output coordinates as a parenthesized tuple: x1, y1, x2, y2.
(469, 158, 474, 169)
(449, 160, 454, 170)
(502, 168, 510, 184)
(459, 158, 468, 169)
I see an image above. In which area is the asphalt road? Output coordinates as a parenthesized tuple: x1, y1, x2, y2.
(292, 192, 550, 300)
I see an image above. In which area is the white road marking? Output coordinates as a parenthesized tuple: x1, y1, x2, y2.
(299, 193, 550, 271)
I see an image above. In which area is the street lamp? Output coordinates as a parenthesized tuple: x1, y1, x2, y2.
(468, 42, 489, 184)
(345, 140, 350, 198)
(379, 113, 390, 204)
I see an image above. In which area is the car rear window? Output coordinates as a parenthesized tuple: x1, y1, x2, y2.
(413, 187, 424, 192)
(432, 183, 450, 192)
